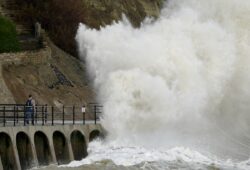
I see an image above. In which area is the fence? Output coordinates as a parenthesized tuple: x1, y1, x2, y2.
(0, 103, 103, 127)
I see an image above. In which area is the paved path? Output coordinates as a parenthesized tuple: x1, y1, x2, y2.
(1, 119, 100, 127)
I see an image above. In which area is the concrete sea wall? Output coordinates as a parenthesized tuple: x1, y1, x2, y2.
(0, 124, 103, 170)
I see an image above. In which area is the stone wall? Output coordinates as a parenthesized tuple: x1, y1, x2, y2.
(0, 46, 51, 66)
(0, 30, 51, 66)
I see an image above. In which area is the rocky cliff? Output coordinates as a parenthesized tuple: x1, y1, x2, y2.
(80, 0, 163, 27)
(1, 34, 95, 107)
(0, 0, 164, 106)
(2, 0, 164, 56)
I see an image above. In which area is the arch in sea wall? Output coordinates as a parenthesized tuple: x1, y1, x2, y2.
(89, 129, 103, 142)
(16, 132, 34, 170)
(70, 130, 87, 160)
(53, 130, 70, 165)
(0, 132, 17, 170)
(34, 131, 52, 166)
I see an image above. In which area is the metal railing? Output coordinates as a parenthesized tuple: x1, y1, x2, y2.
(0, 103, 103, 127)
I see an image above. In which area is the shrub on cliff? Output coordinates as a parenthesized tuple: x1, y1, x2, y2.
(0, 15, 20, 53)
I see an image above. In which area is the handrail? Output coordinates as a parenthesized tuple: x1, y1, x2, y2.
(0, 103, 103, 127)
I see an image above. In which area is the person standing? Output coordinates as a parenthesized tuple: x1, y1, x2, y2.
(25, 94, 36, 125)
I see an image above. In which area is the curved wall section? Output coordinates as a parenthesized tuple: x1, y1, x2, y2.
(53, 131, 70, 165)
(70, 130, 87, 160)
(89, 130, 102, 142)
(34, 131, 52, 166)
(0, 132, 17, 170)
(16, 132, 34, 170)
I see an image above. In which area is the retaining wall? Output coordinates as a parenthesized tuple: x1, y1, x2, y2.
(0, 124, 103, 170)
(0, 45, 51, 66)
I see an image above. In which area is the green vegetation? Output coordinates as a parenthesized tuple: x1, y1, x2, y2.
(0, 15, 20, 53)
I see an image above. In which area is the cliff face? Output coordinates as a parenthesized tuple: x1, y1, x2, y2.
(0, 0, 164, 106)
(4, 0, 164, 57)
(1, 36, 95, 106)
(81, 0, 163, 27)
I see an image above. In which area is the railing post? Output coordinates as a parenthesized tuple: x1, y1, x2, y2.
(24, 105, 26, 126)
(42, 105, 44, 126)
(62, 105, 65, 125)
(17, 106, 19, 123)
(82, 105, 85, 125)
(73, 105, 75, 125)
(35, 106, 38, 123)
(3, 106, 6, 127)
(45, 104, 47, 123)
(52, 106, 54, 126)
(94, 105, 97, 125)
(32, 106, 34, 125)
(14, 105, 16, 126)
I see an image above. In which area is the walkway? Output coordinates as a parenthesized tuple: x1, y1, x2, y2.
(0, 103, 102, 127)
(0, 103, 104, 170)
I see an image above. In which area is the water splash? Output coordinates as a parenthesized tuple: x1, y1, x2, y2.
(64, 140, 249, 170)
(76, 0, 250, 161)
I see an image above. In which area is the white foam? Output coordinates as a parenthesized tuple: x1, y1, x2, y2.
(64, 140, 249, 170)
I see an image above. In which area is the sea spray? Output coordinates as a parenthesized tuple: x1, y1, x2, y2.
(76, 0, 250, 162)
